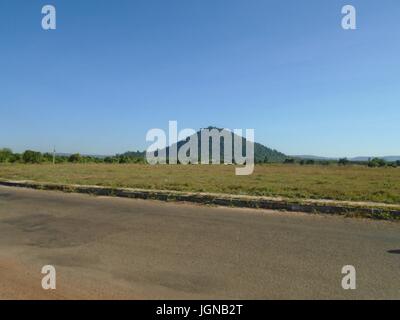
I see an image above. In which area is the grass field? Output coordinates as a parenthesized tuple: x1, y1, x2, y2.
(0, 163, 399, 204)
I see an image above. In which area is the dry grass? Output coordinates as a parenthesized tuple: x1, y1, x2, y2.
(1, 163, 399, 204)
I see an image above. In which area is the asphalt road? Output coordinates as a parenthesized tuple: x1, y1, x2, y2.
(0, 185, 399, 299)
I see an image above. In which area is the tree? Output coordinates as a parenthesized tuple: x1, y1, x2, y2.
(0, 148, 13, 162)
(22, 150, 43, 163)
(368, 158, 386, 168)
(68, 153, 82, 163)
(9, 153, 22, 163)
(104, 156, 118, 164)
(42, 153, 54, 163)
(55, 156, 68, 164)
(338, 158, 349, 166)
(118, 155, 130, 164)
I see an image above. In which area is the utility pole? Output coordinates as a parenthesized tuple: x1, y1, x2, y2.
(53, 146, 56, 165)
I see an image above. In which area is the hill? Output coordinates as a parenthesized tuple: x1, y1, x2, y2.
(160, 127, 287, 163)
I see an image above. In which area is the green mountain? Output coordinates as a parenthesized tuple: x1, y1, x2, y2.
(160, 127, 287, 163)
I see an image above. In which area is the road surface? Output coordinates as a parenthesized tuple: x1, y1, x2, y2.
(0, 185, 399, 299)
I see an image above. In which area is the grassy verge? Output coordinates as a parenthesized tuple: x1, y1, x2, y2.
(1, 163, 399, 205)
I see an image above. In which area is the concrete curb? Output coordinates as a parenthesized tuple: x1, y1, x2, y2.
(0, 180, 399, 220)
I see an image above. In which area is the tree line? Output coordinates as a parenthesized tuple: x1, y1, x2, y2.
(1, 148, 399, 167)
(0, 148, 145, 164)
(282, 157, 400, 167)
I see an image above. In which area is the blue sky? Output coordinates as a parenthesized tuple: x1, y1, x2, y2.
(1, 0, 399, 157)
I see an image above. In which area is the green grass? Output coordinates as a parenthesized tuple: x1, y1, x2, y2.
(1, 163, 400, 204)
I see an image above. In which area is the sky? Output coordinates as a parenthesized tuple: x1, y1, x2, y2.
(0, 0, 399, 157)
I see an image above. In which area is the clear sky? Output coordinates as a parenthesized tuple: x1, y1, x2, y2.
(1, 0, 399, 157)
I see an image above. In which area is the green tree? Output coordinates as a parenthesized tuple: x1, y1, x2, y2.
(9, 153, 22, 163)
(22, 150, 43, 163)
(338, 158, 349, 165)
(42, 153, 54, 163)
(368, 158, 386, 168)
(56, 156, 68, 164)
(118, 155, 130, 164)
(104, 156, 118, 163)
(0, 148, 13, 162)
(68, 153, 82, 163)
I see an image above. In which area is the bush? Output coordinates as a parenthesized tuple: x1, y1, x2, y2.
(22, 150, 43, 164)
